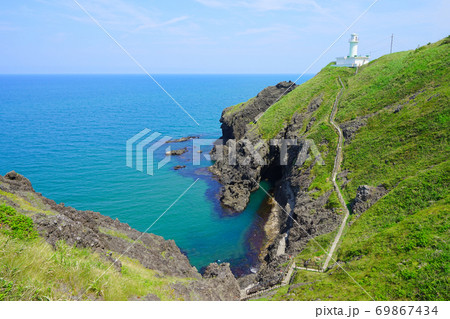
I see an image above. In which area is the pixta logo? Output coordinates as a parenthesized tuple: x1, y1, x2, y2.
(126, 129, 173, 176)
(126, 129, 325, 176)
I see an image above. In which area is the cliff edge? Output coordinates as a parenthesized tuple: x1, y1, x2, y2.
(210, 37, 449, 300)
(0, 171, 240, 301)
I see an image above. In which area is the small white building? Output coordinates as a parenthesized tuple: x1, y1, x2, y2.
(336, 33, 370, 68)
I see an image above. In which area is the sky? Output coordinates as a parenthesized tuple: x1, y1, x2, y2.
(0, 0, 448, 74)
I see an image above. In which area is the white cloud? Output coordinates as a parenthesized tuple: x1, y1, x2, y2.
(39, 0, 189, 33)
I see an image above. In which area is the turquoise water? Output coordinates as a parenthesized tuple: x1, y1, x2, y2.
(0, 74, 312, 274)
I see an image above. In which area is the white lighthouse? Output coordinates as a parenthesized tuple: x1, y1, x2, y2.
(336, 33, 370, 68)
(349, 33, 359, 57)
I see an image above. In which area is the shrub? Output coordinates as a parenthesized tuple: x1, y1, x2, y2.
(0, 204, 38, 240)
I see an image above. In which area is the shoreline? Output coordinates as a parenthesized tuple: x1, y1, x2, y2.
(171, 142, 273, 277)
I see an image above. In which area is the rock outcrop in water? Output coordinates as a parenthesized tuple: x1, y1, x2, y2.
(166, 147, 188, 156)
(165, 136, 199, 143)
(210, 81, 297, 213)
(0, 171, 240, 300)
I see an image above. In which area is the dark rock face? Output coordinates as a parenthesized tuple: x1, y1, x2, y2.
(340, 118, 368, 144)
(220, 183, 252, 213)
(253, 255, 290, 290)
(171, 263, 241, 301)
(350, 185, 388, 217)
(203, 263, 241, 297)
(3, 171, 34, 192)
(237, 273, 257, 290)
(210, 127, 270, 212)
(254, 143, 341, 287)
(0, 172, 240, 300)
(210, 88, 325, 214)
(209, 83, 344, 293)
(209, 81, 301, 213)
(307, 95, 323, 113)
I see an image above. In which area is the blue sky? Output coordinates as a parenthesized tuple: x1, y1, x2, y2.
(0, 0, 448, 74)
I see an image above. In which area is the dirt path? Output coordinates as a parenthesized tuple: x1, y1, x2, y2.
(322, 77, 349, 271)
(241, 77, 350, 299)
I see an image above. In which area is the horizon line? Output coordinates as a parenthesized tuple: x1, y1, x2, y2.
(0, 72, 315, 76)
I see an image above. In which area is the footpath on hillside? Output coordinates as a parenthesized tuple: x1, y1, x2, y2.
(321, 76, 350, 271)
(241, 77, 351, 300)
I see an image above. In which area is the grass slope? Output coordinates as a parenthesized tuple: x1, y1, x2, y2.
(262, 160, 449, 301)
(254, 37, 449, 300)
(0, 204, 189, 301)
(254, 64, 355, 200)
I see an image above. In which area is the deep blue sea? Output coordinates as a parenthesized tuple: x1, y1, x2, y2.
(0, 74, 313, 275)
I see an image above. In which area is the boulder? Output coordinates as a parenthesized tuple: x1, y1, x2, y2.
(350, 185, 388, 217)
(166, 147, 188, 156)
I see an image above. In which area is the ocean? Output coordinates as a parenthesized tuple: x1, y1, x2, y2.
(0, 74, 313, 274)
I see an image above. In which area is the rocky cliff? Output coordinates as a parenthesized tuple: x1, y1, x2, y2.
(210, 78, 347, 289)
(210, 81, 298, 212)
(0, 171, 240, 301)
(209, 37, 449, 298)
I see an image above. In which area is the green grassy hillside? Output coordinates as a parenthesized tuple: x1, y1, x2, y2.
(254, 37, 449, 300)
(0, 204, 186, 301)
(253, 65, 354, 202)
(1, 37, 448, 302)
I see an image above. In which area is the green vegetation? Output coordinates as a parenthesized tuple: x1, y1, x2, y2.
(0, 233, 187, 300)
(1, 37, 448, 302)
(256, 38, 449, 301)
(306, 123, 338, 197)
(224, 98, 256, 117)
(0, 204, 38, 240)
(336, 39, 449, 123)
(269, 194, 448, 301)
(247, 64, 353, 198)
(256, 64, 354, 140)
(325, 191, 341, 210)
(340, 39, 449, 201)
(0, 203, 192, 301)
(294, 229, 338, 269)
(342, 162, 448, 253)
(0, 189, 54, 216)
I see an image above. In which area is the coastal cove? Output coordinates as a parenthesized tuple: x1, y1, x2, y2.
(0, 74, 313, 274)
